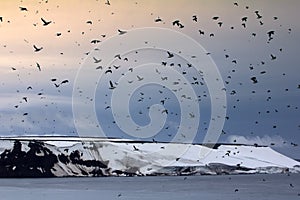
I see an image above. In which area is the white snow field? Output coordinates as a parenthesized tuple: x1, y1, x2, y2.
(0, 136, 298, 177)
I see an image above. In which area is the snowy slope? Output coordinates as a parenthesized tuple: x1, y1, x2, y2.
(0, 137, 299, 177)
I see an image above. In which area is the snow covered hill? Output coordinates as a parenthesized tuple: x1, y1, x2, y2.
(0, 137, 299, 177)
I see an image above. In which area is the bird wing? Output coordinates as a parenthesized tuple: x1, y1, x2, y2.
(41, 18, 47, 24)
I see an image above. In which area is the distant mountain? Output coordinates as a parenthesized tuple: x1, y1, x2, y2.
(0, 137, 299, 177)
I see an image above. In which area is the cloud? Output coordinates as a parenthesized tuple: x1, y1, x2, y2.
(226, 135, 289, 147)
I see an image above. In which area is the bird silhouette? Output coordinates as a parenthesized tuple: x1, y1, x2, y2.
(33, 45, 43, 52)
(133, 145, 139, 151)
(19, 7, 28, 11)
(105, 0, 111, 5)
(172, 20, 184, 28)
(91, 39, 101, 44)
(270, 54, 276, 60)
(41, 17, 51, 26)
(241, 16, 248, 22)
(167, 51, 174, 58)
(60, 79, 69, 85)
(109, 81, 116, 89)
(192, 15, 197, 22)
(105, 69, 112, 74)
(118, 29, 127, 35)
(114, 54, 121, 59)
(255, 11, 262, 19)
(199, 30, 204, 35)
(137, 75, 144, 81)
(154, 17, 162, 22)
(251, 77, 258, 84)
(212, 16, 219, 20)
(86, 20, 92, 24)
(36, 62, 41, 71)
(93, 57, 101, 63)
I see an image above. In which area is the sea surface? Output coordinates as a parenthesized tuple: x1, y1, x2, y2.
(0, 174, 299, 200)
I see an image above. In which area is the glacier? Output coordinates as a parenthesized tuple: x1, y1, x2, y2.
(0, 136, 299, 177)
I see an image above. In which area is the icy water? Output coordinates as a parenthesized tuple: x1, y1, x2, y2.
(0, 174, 299, 200)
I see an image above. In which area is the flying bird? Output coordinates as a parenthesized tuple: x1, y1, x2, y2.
(60, 79, 69, 85)
(36, 62, 41, 71)
(199, 30, 204, 35)
(93, 57, 101, 63)
(251, 77, 258, 84)
(33, 45, 43, 52)
(270, 54, 276, 60)
(109, 81, 116, 89)
(118, 29, 127, 35)
(172, 20, 184, 28)
(91, 39, 101, 44)
(41, 17, 51, 26)
(133, 145, 139, 151)
(105, 0, 111, 5)
(86, 20, 92, 24)
(105, 69, 113, 74)
(19, 7, 28, 11)
(114, 54, 121, 59)
(241, 16, 248, 22)
(212, 16, 219, 20)
(167, 51, 174, 58)
(22, 97, 28, 102)
(192, 15, 197, 22)
(154, 17, 162, 22)
(254, 11, 262, 19)
(137, 75, 144, 81)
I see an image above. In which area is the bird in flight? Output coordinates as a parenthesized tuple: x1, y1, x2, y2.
(36, 62, 41, 71)
(60, 79, 69, 85)
(91, 39, 101, 44)
(118, 29, 127, 35)
(192, 15, 197, 22)
(154, 17, 162, 22)
(33, 45, 43, 52)
(41, 17, 51, 26)
(109, 81, 116, 89)
(167, 51, 174, 58)
(93, 57, 101, 63)
(270, 54, 276, 60)
(19, 7, 28, 11)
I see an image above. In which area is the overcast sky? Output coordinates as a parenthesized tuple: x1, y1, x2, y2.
(0, 0, 299, 158)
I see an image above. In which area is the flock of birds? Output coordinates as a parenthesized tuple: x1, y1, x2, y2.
(0, 1, 299, 194)
(0, 1, 299, 147)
